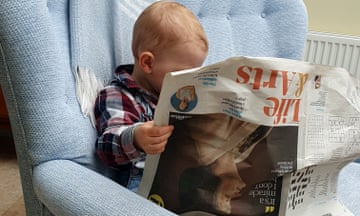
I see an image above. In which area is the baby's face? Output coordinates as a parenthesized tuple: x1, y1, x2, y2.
(149, 41, 207, 95)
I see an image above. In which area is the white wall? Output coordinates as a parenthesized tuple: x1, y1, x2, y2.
(303, 0, 360, 36)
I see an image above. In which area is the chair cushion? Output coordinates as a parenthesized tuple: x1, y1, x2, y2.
(178, 0, 308, 64)
(71, 0, 308, 81)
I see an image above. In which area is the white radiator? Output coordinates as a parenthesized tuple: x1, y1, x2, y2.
(303, 31, 360, 78)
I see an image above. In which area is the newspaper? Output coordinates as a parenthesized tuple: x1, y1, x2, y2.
(137, 56, 360, 216)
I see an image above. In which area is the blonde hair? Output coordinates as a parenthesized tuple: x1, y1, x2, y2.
(132, 1, 208, 58)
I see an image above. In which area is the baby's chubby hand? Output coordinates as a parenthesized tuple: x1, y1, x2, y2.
(134, 121, 174, 154)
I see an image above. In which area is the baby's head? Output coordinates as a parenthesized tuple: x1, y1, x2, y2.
(131, 1, 208, 96)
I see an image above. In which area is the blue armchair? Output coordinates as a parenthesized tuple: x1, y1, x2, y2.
(1, 0, 357, 215)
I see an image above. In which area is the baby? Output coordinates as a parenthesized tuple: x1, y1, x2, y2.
(94, 1, 208, 191)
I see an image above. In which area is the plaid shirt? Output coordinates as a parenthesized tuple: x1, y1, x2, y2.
(94, 65, 157, 167)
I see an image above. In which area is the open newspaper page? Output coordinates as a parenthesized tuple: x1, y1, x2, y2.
(137, 56, 360, 216)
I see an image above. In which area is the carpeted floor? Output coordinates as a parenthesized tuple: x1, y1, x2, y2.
(0, 137, 25, 216)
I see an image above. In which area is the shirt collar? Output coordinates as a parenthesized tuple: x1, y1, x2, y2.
(113, 64, 158, 104)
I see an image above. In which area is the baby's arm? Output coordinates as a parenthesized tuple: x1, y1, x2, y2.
(94, 86, 146, 166)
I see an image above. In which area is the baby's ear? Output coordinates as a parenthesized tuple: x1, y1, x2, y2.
(139, 51, 154, 74)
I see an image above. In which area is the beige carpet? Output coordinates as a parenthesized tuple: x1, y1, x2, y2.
(0, 143, 25, 216)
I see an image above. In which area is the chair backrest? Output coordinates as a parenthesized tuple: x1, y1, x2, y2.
(0, 0, 307, 215)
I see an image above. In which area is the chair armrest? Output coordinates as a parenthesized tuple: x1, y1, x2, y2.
(338, 162, 360, 216)
(33, 160, 176, 216)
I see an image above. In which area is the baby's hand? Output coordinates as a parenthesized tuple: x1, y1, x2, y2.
(134, 121, 174, 154)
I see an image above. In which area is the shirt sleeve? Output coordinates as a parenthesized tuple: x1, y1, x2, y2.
(94, 85, 145, 167)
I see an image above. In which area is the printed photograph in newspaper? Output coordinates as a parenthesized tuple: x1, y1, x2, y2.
(147, 112, 298, 215)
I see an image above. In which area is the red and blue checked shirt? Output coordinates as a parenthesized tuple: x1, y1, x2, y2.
(94, 65, 157, 167)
